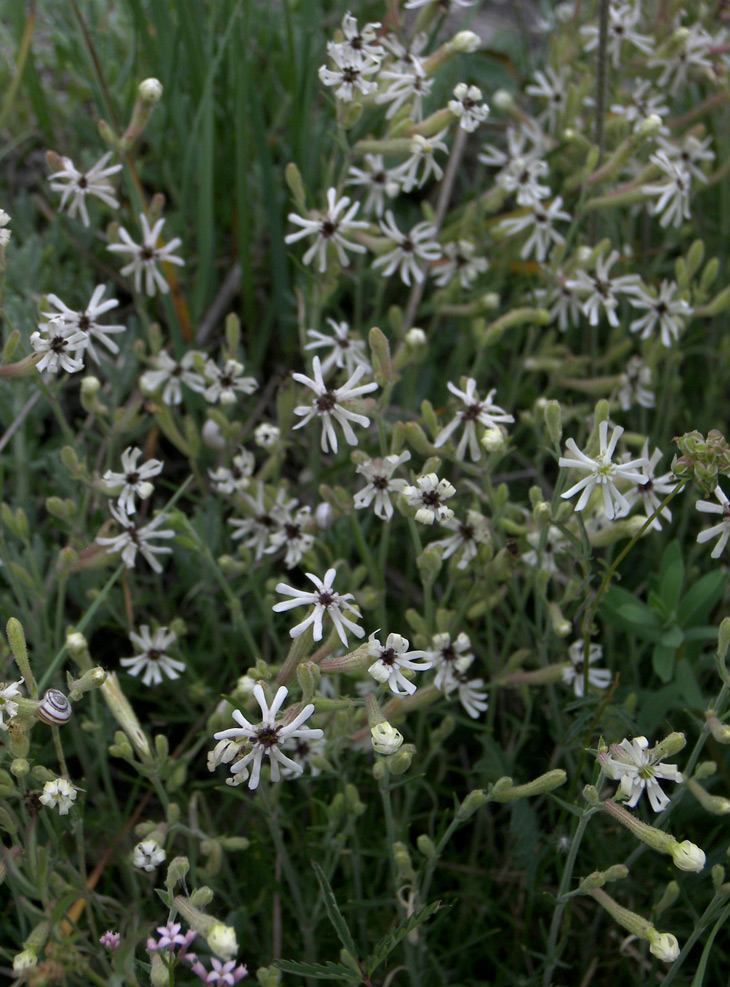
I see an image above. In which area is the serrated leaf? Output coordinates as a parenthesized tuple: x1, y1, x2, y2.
(275, 959, 360, 982)
(310, 860, 358, 960)
(366, 900, 442, 975)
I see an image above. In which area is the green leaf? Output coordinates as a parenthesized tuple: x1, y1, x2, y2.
(366, 900, 442, 976)
(680, 570, 729, 628)
(275, 959, 360, 982)
(657, 540, 684, 610)
(652, 644, 676, 684)
(310, 860, 358, 960)
(601, 586, 663, 640)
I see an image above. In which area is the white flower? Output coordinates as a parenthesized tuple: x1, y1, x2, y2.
(432, 240, 489, 289)
(658, 133, 715, 184)
(319, 45, 379, 102)
(353, 451, 411, 520)
(285, 187, 368, 274)
(31, 316, 87, 374)
(433, 377, 514, 463)
(456, 677, 488, 718)
(372, 210, 441, 286)
(266, 503, 315, 569)
(254, 423, 280, 449)
(209, 448, 255, 496)
(203, 358, 258, 405)
(328, 11, 384, 64)
(0, 679, 23, 730)
(212, 684, 324, 790)
(394, 130, 449, 192)
(603, 735, 682, 812)
(649, 22, 715, 95)
(642, 151, 692, 228)
(559, 421, 649, 520)
(0, 208, 11, 245)
(376, 48, 433, 121)
(228, 483, 291, 559)
(347, 154, 401, 218)
(48, 151, 122, 227)
(367, 631, 432, 696)
(562, 641, 611, 697)
(566, 249, 641, 327)
(140, 350, 206, 405)
(580, 2, 654, 67)
(304, 319, 372, 377)
(97, 503, 175, 573)
(425, 631, 474, 692)
(120, 626, 184, 686)
(696, 483, 730, 558)
(108, 213, 185, 297)
(292, 355, 377, 454)
(497, 155, 551, 206)
(499, 197, 571, 263)
(39, 777, 77, 815)
(525, 66, 568, 132)
(102, 446, 164, 515)
(433, 378, 514, 462)
(617, 356, 655, 411)
(522, 525, 568, 574)
(622, 443, 677, 531)
(611, 79, 670, 134)
(448, 83, 489, 132)
(132, 838, 166, 871)
(44, 284, 126, 361)
(431, 511, 490, 570)
(403, 473, 457, 525)
(273, 567, 364, 645)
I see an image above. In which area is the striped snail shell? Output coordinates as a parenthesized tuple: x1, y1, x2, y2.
(37, 689, 72, 726)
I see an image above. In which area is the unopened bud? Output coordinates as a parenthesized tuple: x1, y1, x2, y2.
(544, 400, 562, 445)
(490, 768, 567, 802)
(139, 77, 163, 103)
(456, 789, 488, 822)
(371, 722, 403, 755)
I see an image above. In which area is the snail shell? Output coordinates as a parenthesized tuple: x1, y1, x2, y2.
(37, 689, 72, 726)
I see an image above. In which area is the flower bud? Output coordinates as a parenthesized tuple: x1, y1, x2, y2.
(456, 789, 488, 822)
(441, 31, 477, 55)
(706, 713, 730, 743)
(13, 948, 38, 973)
(10, 758, 29, 777)
(670, 840, 706, 872)
(655, 880, 680, 915)
(648, 930, 680, 963)
(371, 721, 403, 755)
(490, 769, 567, 802)
(405, 327, 426, 349)
(139, 78, 163, 103)
(481, 428, 507, 453)
(389, 743, 415, 775)
(417, 834, 438, 860)
(544, 400, 562, 445)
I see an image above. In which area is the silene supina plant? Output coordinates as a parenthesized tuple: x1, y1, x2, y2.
(4, 1, 730, 985)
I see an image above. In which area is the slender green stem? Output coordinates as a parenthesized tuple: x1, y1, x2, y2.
(542, 807, 599, 987)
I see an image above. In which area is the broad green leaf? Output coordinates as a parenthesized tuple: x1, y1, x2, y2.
(657, 540, 684, 611)
(311, 860, 358, 960)
(681, 570, 729, 628)
(652, 644, 676, 684)
(276, 959, 360, 982)
(675, 659, 705, 710)
(602, 587, 662, 639)
(366, 900, 442, 976)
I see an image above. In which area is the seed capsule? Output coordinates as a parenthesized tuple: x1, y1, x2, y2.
(37, 689, 72, 726)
